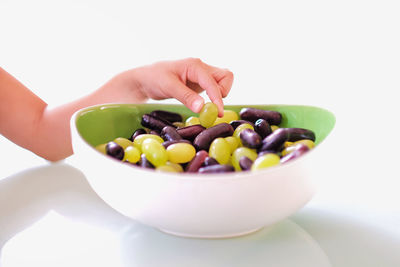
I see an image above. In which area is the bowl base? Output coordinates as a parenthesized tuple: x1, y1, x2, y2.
(157, 226, 264, 239)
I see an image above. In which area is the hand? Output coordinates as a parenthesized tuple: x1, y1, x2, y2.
(119, 58, 234, 116)
(0, 59, 233, 161)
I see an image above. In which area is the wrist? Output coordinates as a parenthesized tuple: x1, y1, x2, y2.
(100, 68, 148, 103)
(122, 67, 148, 102)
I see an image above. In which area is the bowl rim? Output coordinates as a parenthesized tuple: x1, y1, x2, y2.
(70, 103, 336, 181)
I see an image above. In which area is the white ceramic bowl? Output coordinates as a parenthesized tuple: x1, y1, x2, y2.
(70, 104, 335, 238)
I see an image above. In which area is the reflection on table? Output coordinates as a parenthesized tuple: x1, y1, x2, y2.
(0, 163, 399, 267)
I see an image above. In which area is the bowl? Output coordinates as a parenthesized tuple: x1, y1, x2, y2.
(70, 103, 335, 238)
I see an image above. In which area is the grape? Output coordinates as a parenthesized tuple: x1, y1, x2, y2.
(254, 119, 272, 139)
(251, 153, 280, 171)
(156, 165, 179, 172)
(162, 139, 191, 149)
(141, 114, 175, 131)
(203, 157, 219, 167)
(209, 138, 231, 164)
(141, 138, 168, 167)
(239, 129, 262, 149)
(281, 145, 296, 157)
(150, 110, 183, 123)
(286, 128, 316, 142)
(130, 128, 146, 141)
(233, 123, 254, 139)
(231, 147, 258, 171)
(239, 108, 282, 125)
(224, 136, 239, 153)
(185, 116, 201, 126)
(166, 143, 196, 164)
(165, 161, 184, 172)
(95, 143, 107, 154)
(173, 122, 185, 128)
(280, 143, 310, 164)
(186, 150, 209, 172)
(114, 137, 134, 150)
(198, 165, 235, 173)
(133, 134, 164, 151)
(213, 110, 239, 125)
(161, 126, 182, 141)
(97, 107, 317, 174)
(106, 142, 124, 160)
(193, 123, 234, 151)
(239, 156, 253, 171)
(176, 125, 205, 141)
(230, 120, 255, 130)
(199, 102, 218, 128)
(123, 146, 141, 163)
(139, 154, 154, 169)
(271, 125, 279, 132)
(294, 139, 315, 149)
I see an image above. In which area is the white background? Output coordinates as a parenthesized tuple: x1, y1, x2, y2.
(0, 0, 400, 265)
(1, 0, 400, 203)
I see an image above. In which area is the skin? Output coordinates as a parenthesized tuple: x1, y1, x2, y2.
(0, 58, 234, 161)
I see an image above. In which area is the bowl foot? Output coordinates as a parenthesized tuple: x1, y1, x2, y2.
(157, 226, 264, 239)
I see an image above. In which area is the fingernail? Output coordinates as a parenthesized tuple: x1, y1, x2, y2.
(193, 98, 204, 113)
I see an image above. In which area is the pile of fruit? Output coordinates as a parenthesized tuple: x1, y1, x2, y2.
(95, 103, 316, 173)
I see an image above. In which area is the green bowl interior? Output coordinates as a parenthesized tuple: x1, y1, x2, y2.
(75, 104, 336, 147)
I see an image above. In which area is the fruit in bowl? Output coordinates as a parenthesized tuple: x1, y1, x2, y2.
(93, 103, 319, 174)
(70, 103, 335, 238)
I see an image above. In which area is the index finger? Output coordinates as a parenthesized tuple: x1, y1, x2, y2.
(185, 60, 225, 116)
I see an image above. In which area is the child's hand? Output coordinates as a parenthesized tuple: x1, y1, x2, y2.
(117, 58, 234, 116)
(0, 59, 233, 161)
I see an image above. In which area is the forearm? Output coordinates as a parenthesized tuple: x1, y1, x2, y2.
(32, 70, 149, 161)
(0, 68, 48, 158)
(0, 68, 147, 161)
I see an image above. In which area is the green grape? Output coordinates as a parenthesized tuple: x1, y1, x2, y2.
(281, 139, 315, 156)
(294, 139, 315, 149)
(233, 123, 254, 139)
(185, 116, 201, 126)
(284, 141, 294, 148)
(166, 143, 196, 163)
(209, 138, 231, 164)
(114, 137, 134, 150)
(213, 110, 239, 125)
(271, 125, 279, 132)
(95, 143, 107, 154)
(165, 161, 184, 172)
(231, 147, 258, 171)
(123, 146, 141, 163)
(199, 102, 218, 128)
(141, 138, 168, 167)
(156, 165, 179, 172)
(133, 134, 164, 151)
(233, 123, 254, 147)
(172, 122, 185, 128)
(224, 136, 239, 153)
(251, 153, 280, 171)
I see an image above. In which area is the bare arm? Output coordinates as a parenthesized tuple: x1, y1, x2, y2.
(0, 67, 146, 161)
(0, 58, 233, 161)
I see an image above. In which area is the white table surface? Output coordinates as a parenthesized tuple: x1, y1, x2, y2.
(1, 0, 400, 266)
(0, 157, 399, 267)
